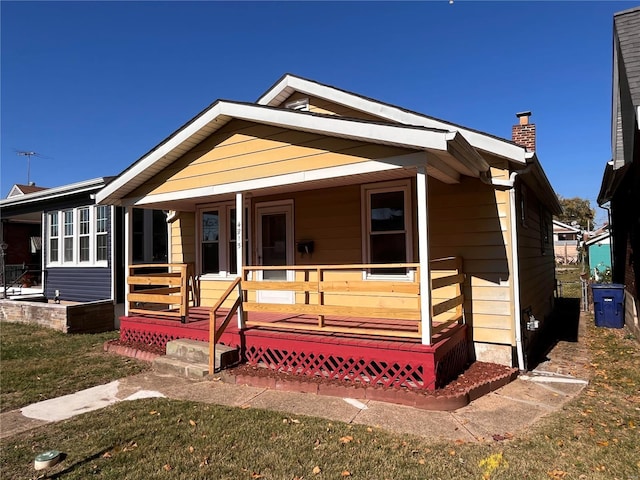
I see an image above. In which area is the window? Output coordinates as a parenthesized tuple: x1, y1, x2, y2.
(198, 203, 249, 277)
(362, 181, 412, 276)
(131, 209, 168, 263)
(96, 205, 108, 262)
(63, 210, 74, 262)
(49, 212, 59, 263)
(78, 207, 90, 262)
(47, 206, 110, 266)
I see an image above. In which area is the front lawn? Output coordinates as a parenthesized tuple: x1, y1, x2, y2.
(0, 322, 149, 412)
(2, 318, 639, 479)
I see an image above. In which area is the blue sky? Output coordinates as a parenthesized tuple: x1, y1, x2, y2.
(1, 1, 635, 224)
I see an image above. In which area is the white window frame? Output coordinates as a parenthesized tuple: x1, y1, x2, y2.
(361, 179, 413, 280)
(96, 205, 109, 262)
(46, 206, 109, 267)
(78, 207, 91, 263)
(48, 212, 59, 264)
(196, 200, 250, 280)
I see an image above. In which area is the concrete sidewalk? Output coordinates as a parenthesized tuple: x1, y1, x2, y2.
(0, 312, 591, 442)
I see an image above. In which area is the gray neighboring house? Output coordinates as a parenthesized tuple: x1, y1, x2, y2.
(598, 6, 640, 337)
(1, 177, 168, 328)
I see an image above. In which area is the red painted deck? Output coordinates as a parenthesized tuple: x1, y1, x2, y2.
(120, 307, 469, 391)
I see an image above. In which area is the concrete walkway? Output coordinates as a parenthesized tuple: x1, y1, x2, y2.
(0, 311, 592, 442)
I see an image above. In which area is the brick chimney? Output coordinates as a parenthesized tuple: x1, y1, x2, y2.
(512, 111, 536, 152)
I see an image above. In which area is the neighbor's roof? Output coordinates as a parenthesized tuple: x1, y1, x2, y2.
(0, 177, 112, 210)
(7, 184, 49, 198)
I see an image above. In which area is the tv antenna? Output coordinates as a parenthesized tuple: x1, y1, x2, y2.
(15, 150, 50, 184)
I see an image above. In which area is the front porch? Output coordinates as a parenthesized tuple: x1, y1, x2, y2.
(119, 257, 469, 391)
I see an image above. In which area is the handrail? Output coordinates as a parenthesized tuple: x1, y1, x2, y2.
(208, 276, 242, 374)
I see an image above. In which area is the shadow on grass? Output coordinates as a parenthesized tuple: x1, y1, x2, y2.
(46, 448, 112, 479)
(526, 297, 581, 371)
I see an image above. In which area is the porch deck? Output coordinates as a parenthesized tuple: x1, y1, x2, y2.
(120, 307, 469, 390)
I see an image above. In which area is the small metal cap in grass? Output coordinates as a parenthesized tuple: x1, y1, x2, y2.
(34, 450, 61, 470)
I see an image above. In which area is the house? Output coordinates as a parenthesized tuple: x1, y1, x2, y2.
(96, 74, 561, 387)
(585, 230, 612, 280)
(0, 177, 169, 331)
(553, 219, 582, 265)
(598, 6, 640, 338)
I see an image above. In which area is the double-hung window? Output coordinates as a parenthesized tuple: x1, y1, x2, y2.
(96, 206, 109, 262)
(49, 212, 59, 263)
(63, 210, 74, 262)
(47, 206, 110, 266)
(198, 203, 249, 277)
(78, 207, 91, 262)
(362, 180, 412, 276)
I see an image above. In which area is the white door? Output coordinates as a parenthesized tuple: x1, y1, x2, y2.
(256, 201, 294, 304)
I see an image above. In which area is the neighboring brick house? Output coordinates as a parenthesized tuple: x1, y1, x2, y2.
(598, 6, 640, 337)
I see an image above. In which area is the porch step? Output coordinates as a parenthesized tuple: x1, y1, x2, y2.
(153, 339, 239, 379)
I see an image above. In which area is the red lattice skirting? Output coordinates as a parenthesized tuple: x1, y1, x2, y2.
(120, 317, 213, 349)
(243, 324, 468, 391)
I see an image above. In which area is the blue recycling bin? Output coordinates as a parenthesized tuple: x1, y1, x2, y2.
(591, 283, 625, 328)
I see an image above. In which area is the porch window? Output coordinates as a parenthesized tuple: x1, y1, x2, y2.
(63, 210, 74, 262)
(49, 212, 59, 263)
(96, 205, 108, 262)
(78, 207, 90, 262)
(362, 181, 412, 276)
(46, 206, 110, 267)
(198, 203, 249, 277)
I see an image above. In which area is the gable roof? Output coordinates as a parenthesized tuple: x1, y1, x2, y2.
(95, 100, 493, 205)
(257, 74, 528, 163)
(0, 177, 112, 211)
(553, 219, 582, 233)
(7, 184, 48, 198)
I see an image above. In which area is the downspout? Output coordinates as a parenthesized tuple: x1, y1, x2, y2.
(480, 158, 534, 371)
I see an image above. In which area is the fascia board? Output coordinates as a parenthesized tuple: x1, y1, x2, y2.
(258, 75, 527, 163)
(0, 178, 106, 208)
(552, 219, 581, 232)
(96, 102, 226, 204)
(226, 103, 449, 150)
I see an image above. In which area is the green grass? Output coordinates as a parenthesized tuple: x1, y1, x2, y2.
(2, 318, 639, 479)
(0, 322, 149, 413)
(556, 266, 584, 299)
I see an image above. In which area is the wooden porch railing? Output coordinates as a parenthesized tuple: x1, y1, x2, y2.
(241, 257, 465, 344)
(208, 276, 243, 374)
(127, 263, 197, 323)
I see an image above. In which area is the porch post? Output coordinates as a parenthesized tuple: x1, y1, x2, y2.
(416, 165, 433, 345)
(124, 206, 132, 316)
(235, 192, 245, 329)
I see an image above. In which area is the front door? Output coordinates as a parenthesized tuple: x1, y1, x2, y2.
(256, 201, 294, 304)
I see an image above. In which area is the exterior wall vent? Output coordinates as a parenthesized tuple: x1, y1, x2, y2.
(285, 98, 309, 111)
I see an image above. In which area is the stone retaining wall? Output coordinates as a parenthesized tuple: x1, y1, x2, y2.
(0, 299, 114, 333)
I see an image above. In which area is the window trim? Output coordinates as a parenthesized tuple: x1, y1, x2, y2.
(196, 200, 250, 280)
(46, 206, 109, 268)
(361, 180, 413, 280)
